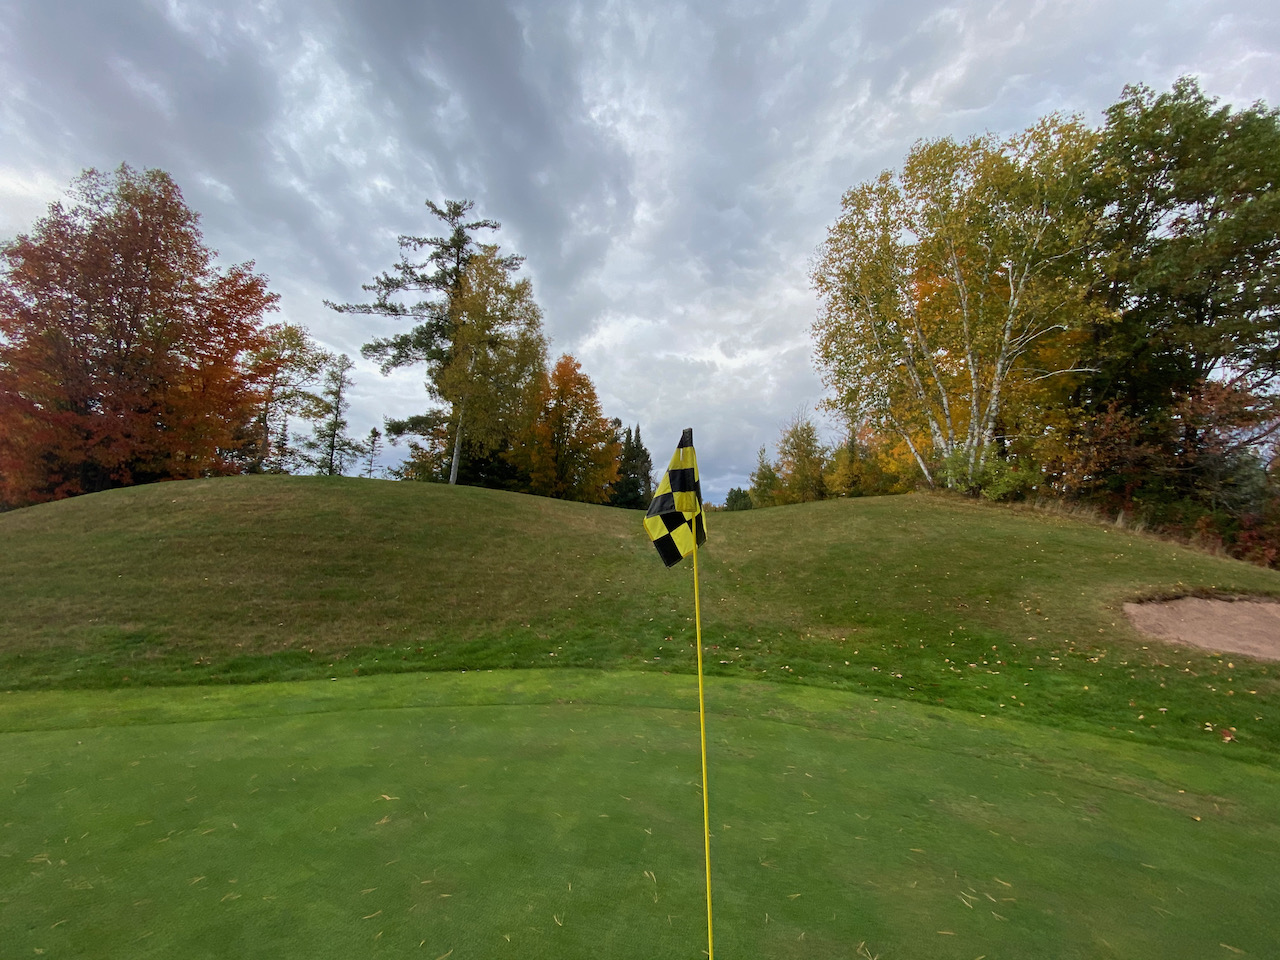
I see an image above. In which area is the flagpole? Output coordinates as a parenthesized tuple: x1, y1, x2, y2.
(692, 535, 714, 960)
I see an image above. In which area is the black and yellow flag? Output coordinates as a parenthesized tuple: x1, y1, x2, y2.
(644, 428, 707, 567)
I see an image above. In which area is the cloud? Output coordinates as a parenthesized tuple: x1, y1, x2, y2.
(1, 0, 1277, 500)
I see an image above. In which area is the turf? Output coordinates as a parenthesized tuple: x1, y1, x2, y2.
(2, 670, 1277, 959)
(1, 476, 1278, 757)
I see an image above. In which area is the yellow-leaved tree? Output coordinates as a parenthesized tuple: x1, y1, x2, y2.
(436, 245, 547, 483)
(811, 117, 1101, 489)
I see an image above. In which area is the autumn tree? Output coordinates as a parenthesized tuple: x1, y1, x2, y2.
(0, 165, 278, 507)
(516, 355, 620, 503)
(823, 426, 915, 497)
(811, 118, 1100, 489)
(747, 417, 831, 506)
(775, 416, 828, 503)
(439, 246, 547, 478)
(327, 198, 527, 484)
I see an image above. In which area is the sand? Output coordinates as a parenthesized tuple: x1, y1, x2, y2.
(1124, 597, 1280, 661)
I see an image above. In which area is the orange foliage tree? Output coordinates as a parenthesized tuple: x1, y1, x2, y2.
(515, 354, 620, 503)
(0, 165, 279, 507)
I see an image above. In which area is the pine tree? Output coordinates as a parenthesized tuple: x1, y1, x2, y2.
(363, 427, 383, 478)
(298, 355, 363, 476)
(609, 422, 655, 509)
(749, 446, 782, 507)
(634, 424, 654, 501)
(325, 199, 526, 484)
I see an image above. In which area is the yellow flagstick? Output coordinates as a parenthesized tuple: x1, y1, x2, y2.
(692, 534, 714, 960)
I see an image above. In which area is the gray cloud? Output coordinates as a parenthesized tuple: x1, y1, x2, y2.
(2, 0, 1277, 500)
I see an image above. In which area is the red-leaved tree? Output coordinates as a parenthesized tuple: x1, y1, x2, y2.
(0, 165, 279, 508)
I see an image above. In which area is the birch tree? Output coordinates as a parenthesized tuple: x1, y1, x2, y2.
(811, 118, 1100, 487)
(435, 246, 547, 482)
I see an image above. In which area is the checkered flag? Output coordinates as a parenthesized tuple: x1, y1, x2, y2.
(643, 428, 707, 567)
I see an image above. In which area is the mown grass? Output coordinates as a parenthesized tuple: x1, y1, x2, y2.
(3, 670, 1278, 959)
(1, 475, 1278, 756)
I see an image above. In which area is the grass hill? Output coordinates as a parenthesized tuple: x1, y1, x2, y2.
(3, 474, 1278, 754)
(5, 476, 1280, 958)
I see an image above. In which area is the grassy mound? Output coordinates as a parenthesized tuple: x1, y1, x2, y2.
(3, 670, 1278, 959)
(2, 475, 1278, 753)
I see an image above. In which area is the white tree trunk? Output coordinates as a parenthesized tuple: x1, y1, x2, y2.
(448, 400, 465, 485)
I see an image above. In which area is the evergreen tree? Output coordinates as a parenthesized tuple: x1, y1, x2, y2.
(326, 199, 525, 484)
(363, 427, 383, 478)
(609, 421, 655, 509)
(635, 424, 654, 501)
(724, 487, 752, 510)
(298, 354, 363, 476)
(749, 446, 782, 507)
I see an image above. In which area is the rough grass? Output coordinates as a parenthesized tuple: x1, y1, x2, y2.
(1, 475, 1278, 757)
(3, 670, 1278, 960)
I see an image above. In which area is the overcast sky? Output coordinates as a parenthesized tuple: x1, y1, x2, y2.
(2, 1, 1278, 500)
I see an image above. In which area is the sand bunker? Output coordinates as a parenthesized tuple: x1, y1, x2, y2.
(1124, 597, 1280, 661)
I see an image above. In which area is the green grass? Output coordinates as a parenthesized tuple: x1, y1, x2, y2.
(4, 478, 1280, 956)
(3, 670, 1278, 959)
(2, 475, 1278, 755)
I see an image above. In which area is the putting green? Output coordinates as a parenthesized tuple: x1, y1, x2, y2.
(2, 670, 1276, 958)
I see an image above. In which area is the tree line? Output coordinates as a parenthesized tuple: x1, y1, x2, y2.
(326, 198, 653, 504)
(793, 78, 1280, 565)
(0, 169, 654, 510)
